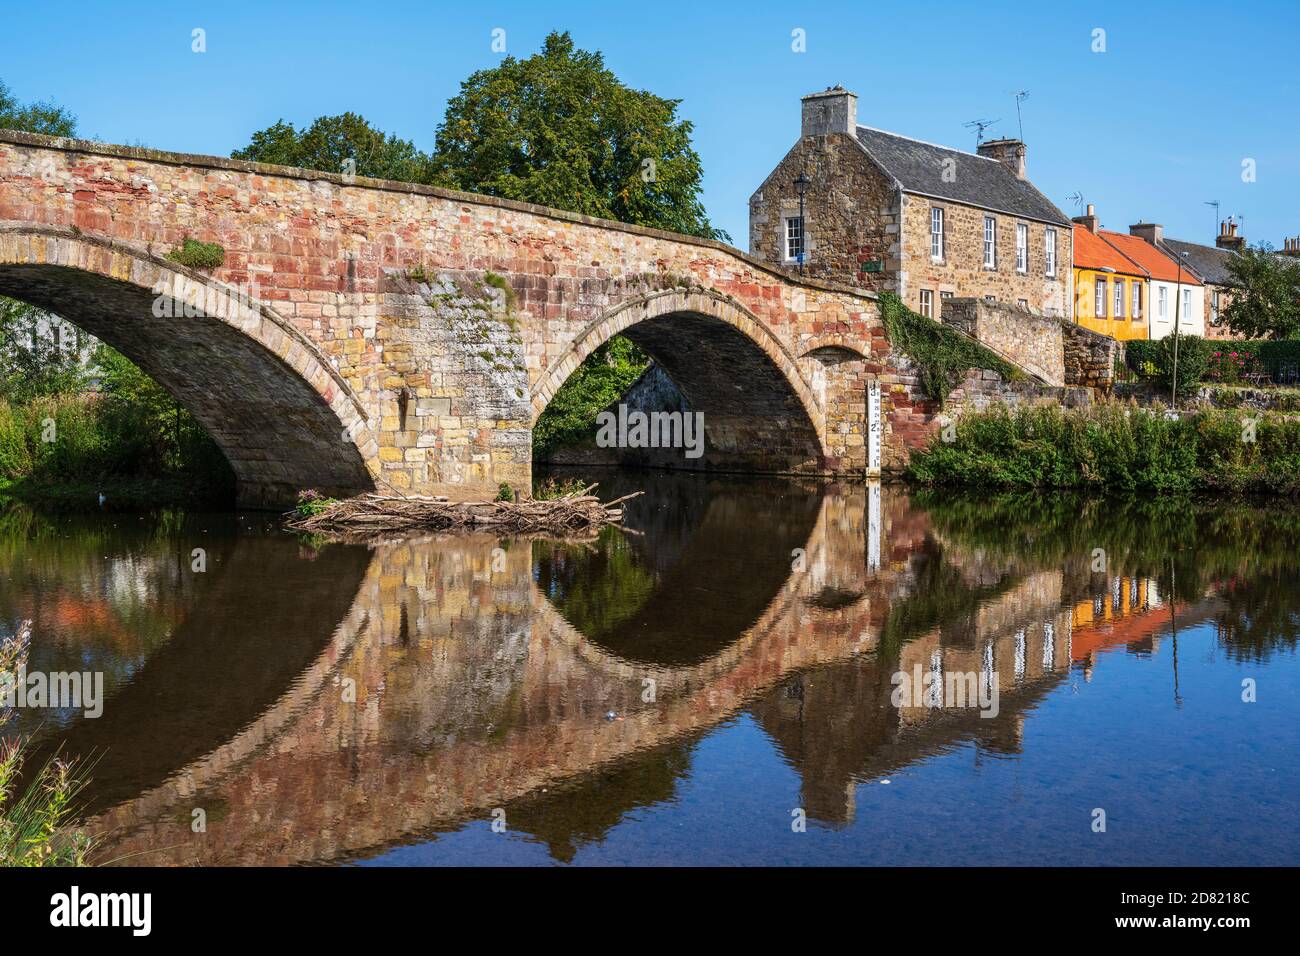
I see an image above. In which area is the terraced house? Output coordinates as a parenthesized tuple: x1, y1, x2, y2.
(749, 86, 1074, 318)
(1071, 205, 1149, 341)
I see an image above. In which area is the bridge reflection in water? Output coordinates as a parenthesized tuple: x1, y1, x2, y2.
(0, 476, 1238, 865)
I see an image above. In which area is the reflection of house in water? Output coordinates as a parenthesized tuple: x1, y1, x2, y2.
(752, 563, 1076, 826)
(1070, 575, 1174, 680)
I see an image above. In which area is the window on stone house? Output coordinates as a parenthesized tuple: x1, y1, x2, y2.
(983, 216, 997, 269)
(1016, 223, 1028, 273)
(919, 289, 934, 318)
(1114, 278, 1125, 318)
(984, 295, 996, 303)
(931, 207, 944, 261)
(783, 216, 805, 264)
(1211, 289, 1221, 325)
(1017, 299, 1028, 310)
(1132, 282, 1142, 319)
(1095, 277, 1107, 318)
(1045, 228, 1057, 277)
(940, 291, 953, 300)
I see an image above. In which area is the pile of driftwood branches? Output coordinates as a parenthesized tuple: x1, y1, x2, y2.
(285, 485, 641, 536)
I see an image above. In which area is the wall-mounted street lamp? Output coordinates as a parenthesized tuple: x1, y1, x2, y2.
(793, 172, 810, 276)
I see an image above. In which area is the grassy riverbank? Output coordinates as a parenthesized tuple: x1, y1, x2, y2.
(907, 404, 1300, 494)
(0, 353, 235, 511)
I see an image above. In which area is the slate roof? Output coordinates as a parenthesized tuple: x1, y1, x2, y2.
(1163, 238, 1238, 286)
(854, 126, 1071, 226)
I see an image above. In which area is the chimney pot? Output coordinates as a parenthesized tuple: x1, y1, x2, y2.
(1130, 222, 1164, 246)
(801, 87, 858, 138)
(976, 138, 1027, 179)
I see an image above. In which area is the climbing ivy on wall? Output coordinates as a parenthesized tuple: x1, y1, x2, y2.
(879, 292, 1019, 406)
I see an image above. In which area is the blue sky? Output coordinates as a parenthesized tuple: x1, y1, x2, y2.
(3, 0, 1296, 248)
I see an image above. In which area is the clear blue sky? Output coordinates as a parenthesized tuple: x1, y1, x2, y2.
(3, 0, 1296, 248)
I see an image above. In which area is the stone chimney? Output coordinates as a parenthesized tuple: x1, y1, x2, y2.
(976, 138, 1027, 180)
(1072, 203, 1100, 234)
(801, 86, 858, 138)
(1130, 222, 1164, 246)
(1280, 236, 1300, 258)
(1216, 218, 1246, 252)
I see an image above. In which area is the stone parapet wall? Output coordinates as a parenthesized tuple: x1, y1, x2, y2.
(941, 297, 1065, 386)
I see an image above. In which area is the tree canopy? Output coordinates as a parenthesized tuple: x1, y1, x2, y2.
(1224, 244, 1300, 340)
(0, 80, 76, 137)
(232, 112, 432, 182)
(428, 32, 725, 240)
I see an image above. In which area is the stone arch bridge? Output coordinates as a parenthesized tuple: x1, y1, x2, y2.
(0, 129, 930, 507)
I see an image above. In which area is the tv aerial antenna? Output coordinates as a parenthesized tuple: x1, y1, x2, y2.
(1013, 91, 1030, 140)
(963, 118, 999, 146)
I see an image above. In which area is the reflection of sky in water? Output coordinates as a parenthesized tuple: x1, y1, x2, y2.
(367, 621, 1300, 866)
(3, 481, 1299, 866)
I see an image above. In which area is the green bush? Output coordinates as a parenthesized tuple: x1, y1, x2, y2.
(1154, 334, 1212, 398)
(908, 404, 1300, 495)
(165, 237, 225, 270)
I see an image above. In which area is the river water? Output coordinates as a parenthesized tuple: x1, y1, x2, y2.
(2, 471, 1297, 866)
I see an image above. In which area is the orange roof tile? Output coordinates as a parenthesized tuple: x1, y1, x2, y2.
(1073, 225, 1147, 277)
(1098, 230, 1203, 285)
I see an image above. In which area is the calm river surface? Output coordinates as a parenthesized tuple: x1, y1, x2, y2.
(2, 471, 1298, 866)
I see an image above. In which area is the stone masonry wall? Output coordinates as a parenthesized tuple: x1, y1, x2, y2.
(749, 132, 900, 293)
(1061, 319, 1121, 390)
(941, 297, 1065, 386)
(900, 193, 1072, 319)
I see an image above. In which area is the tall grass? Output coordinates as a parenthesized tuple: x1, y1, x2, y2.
(908, 403, 1300, 494)
(0, 621, 92, 866)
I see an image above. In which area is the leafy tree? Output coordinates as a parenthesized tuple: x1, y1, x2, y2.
(0, 79, 76, 137)
(232, 112, 432, 182)
(429, 31, 726, 241)
(1223, 244, 1300, 339)
(533, 338, 649, 456)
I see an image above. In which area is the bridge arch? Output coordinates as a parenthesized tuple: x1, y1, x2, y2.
(532, 289, 828, 473)
(0, 226, 378, 507)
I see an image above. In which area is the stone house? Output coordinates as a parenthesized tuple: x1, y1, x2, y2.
(749, 86, 1074, 319)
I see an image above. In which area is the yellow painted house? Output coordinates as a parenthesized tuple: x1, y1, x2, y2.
(1071, 209, 1149, 341)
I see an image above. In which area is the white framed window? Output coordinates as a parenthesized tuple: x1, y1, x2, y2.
(984, 295, 996, 303)
(919, 289, 934, 318)
(1017, 298, 1028, 310)
(1181, 288, 1191, 319)
(931, 207, 945, 261)
(1157, 285, 1168, 320)
(1211, 289, 1221, 325)
(1095, 277, 1107, 318)
(940, 291, 953, 300)
(1132, 282, 1142, 318)
(783, 216, 805, 264)
(1114, 278, 1125, 318)
(1045, 228, 1057, 277)
(983, 216, 997, 268)
(1015, 223, 1028, 273)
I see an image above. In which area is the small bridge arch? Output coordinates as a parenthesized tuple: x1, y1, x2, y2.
(532, 288, 829, 473)
(0, 226, 378, 506)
